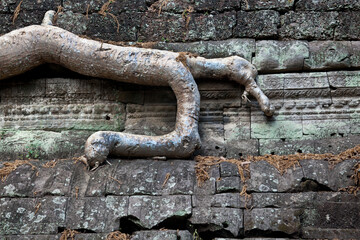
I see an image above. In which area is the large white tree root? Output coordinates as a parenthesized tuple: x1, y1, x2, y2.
(0, 10, 274, 168)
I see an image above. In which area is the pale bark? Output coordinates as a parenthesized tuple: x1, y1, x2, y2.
(0, 10, 274, 167)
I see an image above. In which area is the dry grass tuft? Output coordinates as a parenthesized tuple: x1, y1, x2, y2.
(53, 5, 64, 24)
(0, 160, 36, 182)
(34, 202, 41, 214)
(106, 231, 131, 240)
(162, 173, 171, 187)
(42, 159, 57, 168)
(12, 0, 23, 24)
(60, 229, 79, 240)
(86, 4, 90, 19)
(176, 52, 198, 70)
(157, 0, 169, 15)
(182, 6, 194, 29)
(195, 156, 250, 186)
(99, 0, 120, 33)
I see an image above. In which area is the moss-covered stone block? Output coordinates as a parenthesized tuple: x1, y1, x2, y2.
(253, 40, 309, 73)
(251, 120, 303, 139)
(304, 41, 352, 70)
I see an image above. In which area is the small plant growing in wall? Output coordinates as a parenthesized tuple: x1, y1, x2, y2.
(25, 143, 41, 159)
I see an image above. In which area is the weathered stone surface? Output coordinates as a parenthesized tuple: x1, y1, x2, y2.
(63, 0, 148, 13)
(259, 138, 315, 156)
(351, 41, 360, 68)
(241, 0, 294, 10)
(252, 192, 360, 209)
(153, 39, 255, 61)
(335, 11, 360, 40)
(304, 41, 352, 70)
(186, 12, 236, 41)
(31, 160, 74, 197)
(125, 104, 176, 136)
(279, 11, 338, 40)
(302, 228, 360, 239)
(0, 197, 67, 235)
(65, 196, 128, 232)
(216, 176, 241, 193)
(56, 11, 88, 35)
(0, 130, 90, 160)
(302, 202, 360, 238)
(300, 159, 359, 191)
(86, 11, 142, 42)
(220, 162, 240, 178)
(313, 135, 360, 154)
(0, 163, 38, 197)
(295, 0, 358, 11)
(139, 11, 236, 42)
(251, 120, 303, 139)
(83, 161, 117, 197)
(247, 161, 304, 192)
(190, 208, 243, 237)
(253, 40, 309, 73)
(192, 193, 248, 209)
(328, 70, 360, 88)
(132, 230, 193, 240)
(196, 122, 226, 157)
(244, 208, 301, 236)
(302, 119, 351, 138)
(128, 195, 192, 229)
(194, 166, 219, 195)
(234, 10, 279, 38)
(107, 160, 195, 196)
(147, 0, 240, 13)
(252, 193, 317, 209)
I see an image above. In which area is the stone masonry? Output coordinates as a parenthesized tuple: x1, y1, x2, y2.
(0, 0, 360, 239)
(0, 158, 359, 239)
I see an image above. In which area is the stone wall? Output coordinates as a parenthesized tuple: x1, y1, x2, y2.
(0, 0, 360, 239)
(1, 0, 360, 158)
(0, 158, 359, 239)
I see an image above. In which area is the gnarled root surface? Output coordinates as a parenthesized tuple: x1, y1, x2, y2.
(0, 10, 273, 167)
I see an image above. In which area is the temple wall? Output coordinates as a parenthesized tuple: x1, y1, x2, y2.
(0, 0, 359, 239)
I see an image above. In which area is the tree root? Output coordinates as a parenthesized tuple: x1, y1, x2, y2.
(0, 10, 273, 168)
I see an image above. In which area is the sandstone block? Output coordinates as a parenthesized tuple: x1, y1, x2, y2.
(241, 0, 294, 10)
(56, 11, 88, 35)
(0, 197, 67, 235)
(132, 230, 193, 240)
(335, 11, 360, 40)
(192, 193, 248, 209)
(304, 41, 352, 70)
(253, 40, 309, 73)
(302, 202, 360, 238)
(247, 161, 304, 192)
(128, 195, 192, 229)
(65, 196, 128, 232)
(235, 10, 279, 38)
(106, 160, 195, 196)
(190, 208, 243, 237)
(251, 120, 303, 139)
(279, 11, 338, 40)
(244, 208, 301, 235)
(295, 0, 352, 11)
(216, 176, 241, 193)
(153, 38, 255, 60)
(259, 138, 315, 156)
(300, 159, 359, 191)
